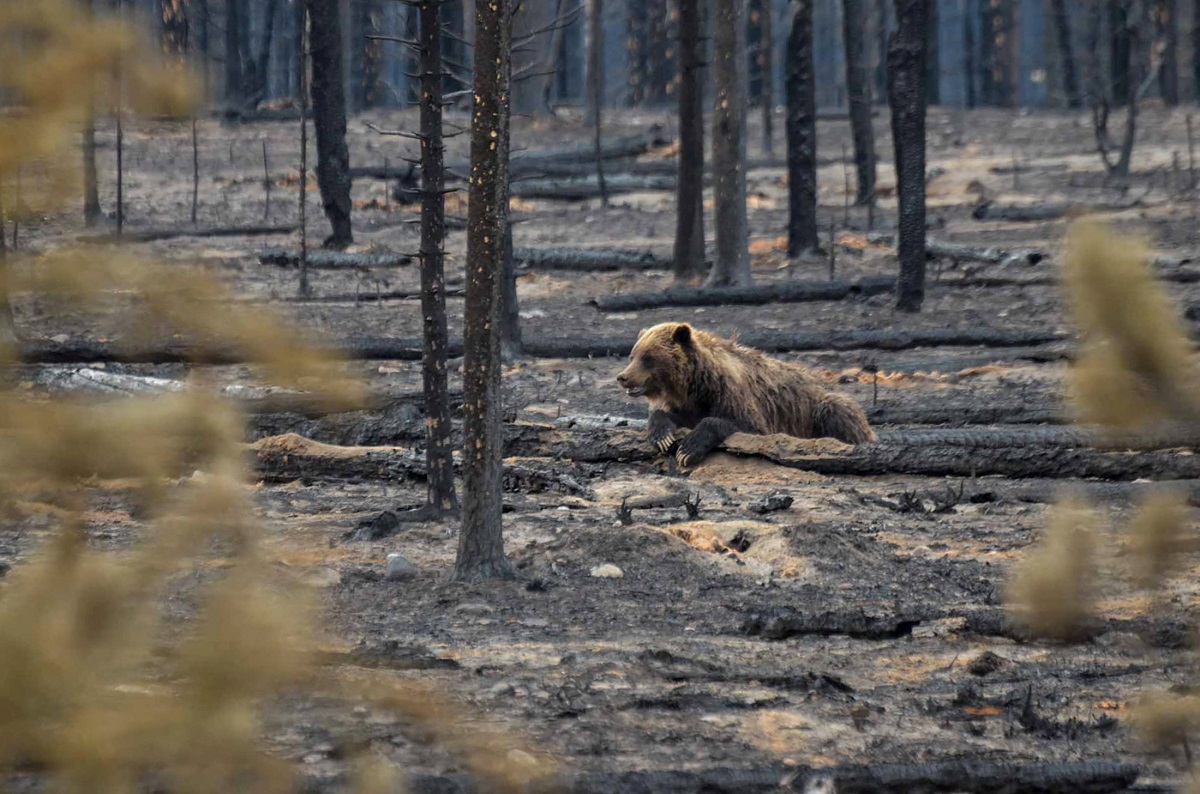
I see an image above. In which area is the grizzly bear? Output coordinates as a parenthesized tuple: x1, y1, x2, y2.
(616, 322, 876, 467)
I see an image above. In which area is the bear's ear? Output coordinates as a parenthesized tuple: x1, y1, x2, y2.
(637, 327, 648, 339)
(672, 323, 693, 348)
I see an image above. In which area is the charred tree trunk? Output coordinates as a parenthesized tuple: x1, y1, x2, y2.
(873, 0, 890, 103)
(963, 0, 975, 108)
(245, 0, 282, 105)
(646, 0, 672, 104)
(759, 0, 774, 155)
(842, 0, 876, 205)
(304, 0, 354, 249)
(1110, 0, 1132, 105)
(1194, 0, 1200, 101)
(588, 0, 610, 205)
(1158, 0, 1179, 105)
(627, 0, 649, 104)
(924, 0, 939, 105)
(708, 0, 752, 287)
(785, 0, 818, 257)
(223, 0, 245, 108)
(417, 0, 459, 517)
(673, 0, 706, 282)
(457, 0, 515, 581)
(1050, 0, 1081, 108)
(83, 0, 101, 227)
(540, 0, 568, 112)
(888, 0, 927, 313)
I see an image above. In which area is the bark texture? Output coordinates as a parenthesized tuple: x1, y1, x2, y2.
(842, 0, 876, 205)
(418, 0, 458, 516)
(888, 0, 927, 313)
(304, 0, 354, 249)
(1050, 0, 1081, 108)
(785, 0, 818, 256)
(457, 0, 515, 580)
(673, 0, 706, 281)
(709, 0, 752, 286)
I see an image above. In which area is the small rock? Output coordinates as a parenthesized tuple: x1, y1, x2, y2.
(302, 566, 342, 588)
(385, 553, 418, 581)
(590, 563, 624, 579)
(488, 681, 515, 697)
(455, 602, 495, 617)
(350, 510, 401, 542)
(519, 617, 550, 628)
(966, 650, 1008, 676)
(50, 333, 70, 344)
(747, 491, 794, 514)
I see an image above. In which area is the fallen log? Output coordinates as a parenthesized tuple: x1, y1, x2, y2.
(507, 127, 671, 168)
(513, 247, 672, 271)
(971, 201, 1136, 222)
(511, 174, 676, 200)
(15, 328, 1073, 365)
(589, 276, 896, 312)
(327, 759, 1141, 794)
(217, 106, 311, 123)
(250, 434, 595, 497)
(79, 224, 297, 244)
(866, 401, 1065, 426)
(269, 287, 464, 303)
(989, 162, 1071, 175)
(863, 232, 1047, 266)
(257, 248, 413, 269)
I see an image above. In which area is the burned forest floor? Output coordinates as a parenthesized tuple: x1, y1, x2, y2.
(7, 104, 1200, 792)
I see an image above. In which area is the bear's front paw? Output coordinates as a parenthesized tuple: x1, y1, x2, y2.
(674, 434, 710, 469)
(649, 428, 683, 455)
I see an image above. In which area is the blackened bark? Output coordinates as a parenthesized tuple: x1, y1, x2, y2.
(708, 0, 752, 287)
(888, 0, 927, 313)
(673, 0, 706, 281)
(760, 0, 774, 154)
(245, 0, 282, 104)
(501, 220, 522, 357)
(540, 0, 568, 112)
(627, 0, 649, 104)
(223, 0, 244, 107)
(418, 0, 459, 517)
(646, 0, 672, 104)
(1050, 0, 1081, 108)
(588, 0, 610, 205)
(963, 0, 975, 107)
(1158, 0, 1179, 105)
(1110, 0, 1132, 105)
(1194, 0, 1200, 101)
(924, 0, 939, 105)
(978, 0, 993, 104)
(83, 0, 101, 227)
(304, 0, 354, 249)
(873, 0, 889, 103)
(842, 0, 876, 205)
(457, 0, 515, 581)
(786, 0, 818, 257)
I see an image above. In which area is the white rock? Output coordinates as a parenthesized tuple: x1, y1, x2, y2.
(385, 553, 418, 581)
(590, 563, 624, 579)
(454, 601, 495, 616)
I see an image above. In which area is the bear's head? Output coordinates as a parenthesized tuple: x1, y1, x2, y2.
(616, 322, 693, 401)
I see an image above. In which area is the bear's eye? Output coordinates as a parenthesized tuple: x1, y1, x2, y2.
(641, 353, 655, 368)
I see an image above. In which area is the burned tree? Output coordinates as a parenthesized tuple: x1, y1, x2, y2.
(785, 0, 818, 257)
(83, 0, 101, 227)
(1092, 1, 1156, 177)
(708, 0, 752, 287)
(1156, 0, 1179, 105)
(457, 0, 515, 581)
(416, 0, 459, 519)
(626, 0, 649, 104)
(588, 0, 610, 206)
(1109, 0, 1132, 106)
(756, 0, 774, 155)
(842, 0, 875, 206)
(303, 0, 354, 249)
(1050, 0, 1081, 108)
(888, 0, 927, 313)
(222, 0, 244, 108)
(673, 0, 705, 282)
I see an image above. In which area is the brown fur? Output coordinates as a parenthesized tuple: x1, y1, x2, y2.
(617, 322, 876, 445)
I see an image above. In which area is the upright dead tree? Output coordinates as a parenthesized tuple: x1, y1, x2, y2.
(588, 0, 609, 206)
(223, 0, 244, 108)
(673, 0, 706, 281)
(757, 0, 774, 154)
(1156, 0, 1179, 105)
(304, 0, 354, 248)
(244, 0, 282, 106)
(415, 0, 459, 518)
(457, 0, 515, 581)
(83, 0, 101, 227)
(888, 0, 927, 313)
(626, 0, 649, 104)
(785, 0, 818, 257)
(1110, 0, 1132, 105)
(708, 0, 752, 287)
(842, 0, 876, 205)
(924, 0, 938, 104)
(1050, 0, 1082, 108)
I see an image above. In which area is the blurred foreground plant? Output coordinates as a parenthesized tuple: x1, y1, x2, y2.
(0, 3, 556, 792)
